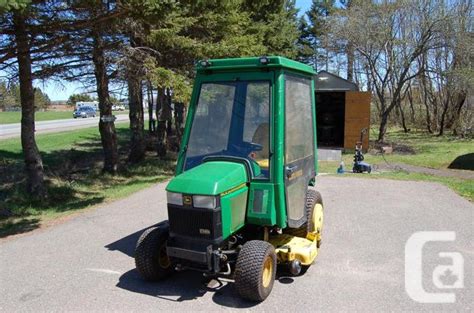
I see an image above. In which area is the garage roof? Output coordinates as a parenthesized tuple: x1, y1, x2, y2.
(315, 71, 358, 91)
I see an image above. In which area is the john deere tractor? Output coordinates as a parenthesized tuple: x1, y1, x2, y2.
(134, 56, 324, 302)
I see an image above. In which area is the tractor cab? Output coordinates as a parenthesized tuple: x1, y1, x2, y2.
(135, 57, 324, 302)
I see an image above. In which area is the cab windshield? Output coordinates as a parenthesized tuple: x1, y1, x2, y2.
(184, 81, 270, 178)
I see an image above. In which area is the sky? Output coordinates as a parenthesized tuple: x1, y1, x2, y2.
(35, 0, 313, 101)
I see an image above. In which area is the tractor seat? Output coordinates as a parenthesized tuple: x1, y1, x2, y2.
(252, 123, 269, 168)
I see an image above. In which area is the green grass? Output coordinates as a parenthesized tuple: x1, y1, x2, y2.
(319, 128, 473, 172)
(0, 111, 74, 124)
(319, 128, 473, 201)
(319, 161, 473, 201)
(0, 123, 174, 238)
(369, 128, 473, 169)
(0, 110, 130, 124)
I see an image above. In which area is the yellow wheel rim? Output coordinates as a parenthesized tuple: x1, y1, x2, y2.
(313, 203, 324, 235)
(158, 243, 171, 269)
(262, 256, 273, 288)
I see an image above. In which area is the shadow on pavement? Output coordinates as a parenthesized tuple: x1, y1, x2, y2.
(116, 269, 258, 308)
(108, 223, 294, 308)
(105, 221, 168, 258)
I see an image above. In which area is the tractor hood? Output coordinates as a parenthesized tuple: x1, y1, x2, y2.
(166, 161, 248, 196)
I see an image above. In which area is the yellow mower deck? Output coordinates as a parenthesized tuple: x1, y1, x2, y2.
(269, 232, 319, 266)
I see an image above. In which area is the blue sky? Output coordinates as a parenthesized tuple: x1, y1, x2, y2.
(37, 0, 313, 101)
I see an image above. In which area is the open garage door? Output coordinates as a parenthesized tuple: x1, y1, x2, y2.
(344, 91, 371, 151)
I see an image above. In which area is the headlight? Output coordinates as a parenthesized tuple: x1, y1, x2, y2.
(167, 192, 183, 206)
(193, 195, 217, 209)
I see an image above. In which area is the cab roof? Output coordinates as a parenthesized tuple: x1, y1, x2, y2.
(196, 56, 315, 76)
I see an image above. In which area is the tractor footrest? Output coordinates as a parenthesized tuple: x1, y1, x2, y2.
(270, 234, 318, 266)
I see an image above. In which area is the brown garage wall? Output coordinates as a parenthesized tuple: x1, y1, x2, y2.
(344, 91, 371, 151)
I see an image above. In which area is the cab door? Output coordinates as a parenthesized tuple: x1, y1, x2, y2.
(284, 75, 316, 228)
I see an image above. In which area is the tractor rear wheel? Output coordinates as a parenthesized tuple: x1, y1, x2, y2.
(135, 225, 173, 281)
(234, 240, 276, 302)
(284, 189, 324, 275)
(284, 189, 323, 239)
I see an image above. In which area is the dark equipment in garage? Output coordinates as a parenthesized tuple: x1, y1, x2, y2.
(315, 71, 371, 151)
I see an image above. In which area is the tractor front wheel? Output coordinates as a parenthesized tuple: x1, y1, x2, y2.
(135, 225, 173, 281)
(234, 240, 276, 302)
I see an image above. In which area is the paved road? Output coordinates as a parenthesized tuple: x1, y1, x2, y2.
(0, 114, 130, 139)
(0, 177, 472, 312)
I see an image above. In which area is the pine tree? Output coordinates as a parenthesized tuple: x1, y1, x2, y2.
(298, 0, 336, 71)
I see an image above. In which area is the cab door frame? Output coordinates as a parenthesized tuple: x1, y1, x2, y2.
(282, 72, 317, 228)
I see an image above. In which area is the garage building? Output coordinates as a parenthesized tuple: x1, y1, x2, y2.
(315, 71, 371, 151)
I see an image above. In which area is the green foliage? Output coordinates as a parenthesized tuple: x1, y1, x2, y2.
(66, 93, 95, 106)
(255, 0, 300, 58)
(144, 58, 192, 103)
(0, 81, 19, 110)
(0, 0, 30, 13)
(33, 88, 51, 109)
(0, 81, 50, 110)
(297, 0, 337, 69)
(140, 0, 300, 101)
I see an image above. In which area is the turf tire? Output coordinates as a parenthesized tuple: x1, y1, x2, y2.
(135, 225, 173, 281)
(234, 240, 277, 302)
(284, 189, 323, 275)
(284, 189, 323, 238)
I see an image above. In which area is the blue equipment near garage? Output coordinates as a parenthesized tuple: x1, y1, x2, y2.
(352, 128, 372, 173)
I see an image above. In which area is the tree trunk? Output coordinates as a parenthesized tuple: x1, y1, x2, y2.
(438, 98, 449, 136)
(421, 80, 433, 133)
(13, 11, 46, 198)
(397, 99, 408, 133)
(156, 87, 167, 157)
(147, 81, 155, 133)
(127, 72, 145, 163)
(165, 88, 173, 137)
(406, 86, 416, 124)
(127, 35, 145, 163)
(174, 102, 185, 145)
(346, 43, 354, 82)
(446, 90, 467, 129)
(377, 112, 389, 142)
(92, 30, 118, 173)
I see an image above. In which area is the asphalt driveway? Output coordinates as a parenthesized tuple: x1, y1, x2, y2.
(0, 176, 472, 312)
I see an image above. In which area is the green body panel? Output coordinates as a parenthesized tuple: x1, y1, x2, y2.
(166, 161, 247, 195)
(220, 186, 248, 238)
(171, 56, 317, 233)
(246, 182, 276, 225)
(273, 69, 287, 228)
(311, 77, 319, 175)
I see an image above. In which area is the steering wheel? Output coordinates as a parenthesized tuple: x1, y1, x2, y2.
(228, 141, 263, 158)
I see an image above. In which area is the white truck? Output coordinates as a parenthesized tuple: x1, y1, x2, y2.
(75, 101, 99, 111)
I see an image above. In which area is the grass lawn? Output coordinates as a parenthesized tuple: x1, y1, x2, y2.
(0, 110, 130, 124)
(0, 111, 73, 124)
(367, 128, 473, 169)
(318, 129, 473, 201)
(0, 123, 174, 238)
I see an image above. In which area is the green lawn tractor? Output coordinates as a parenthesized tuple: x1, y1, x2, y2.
(134, 56, 324, 302)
